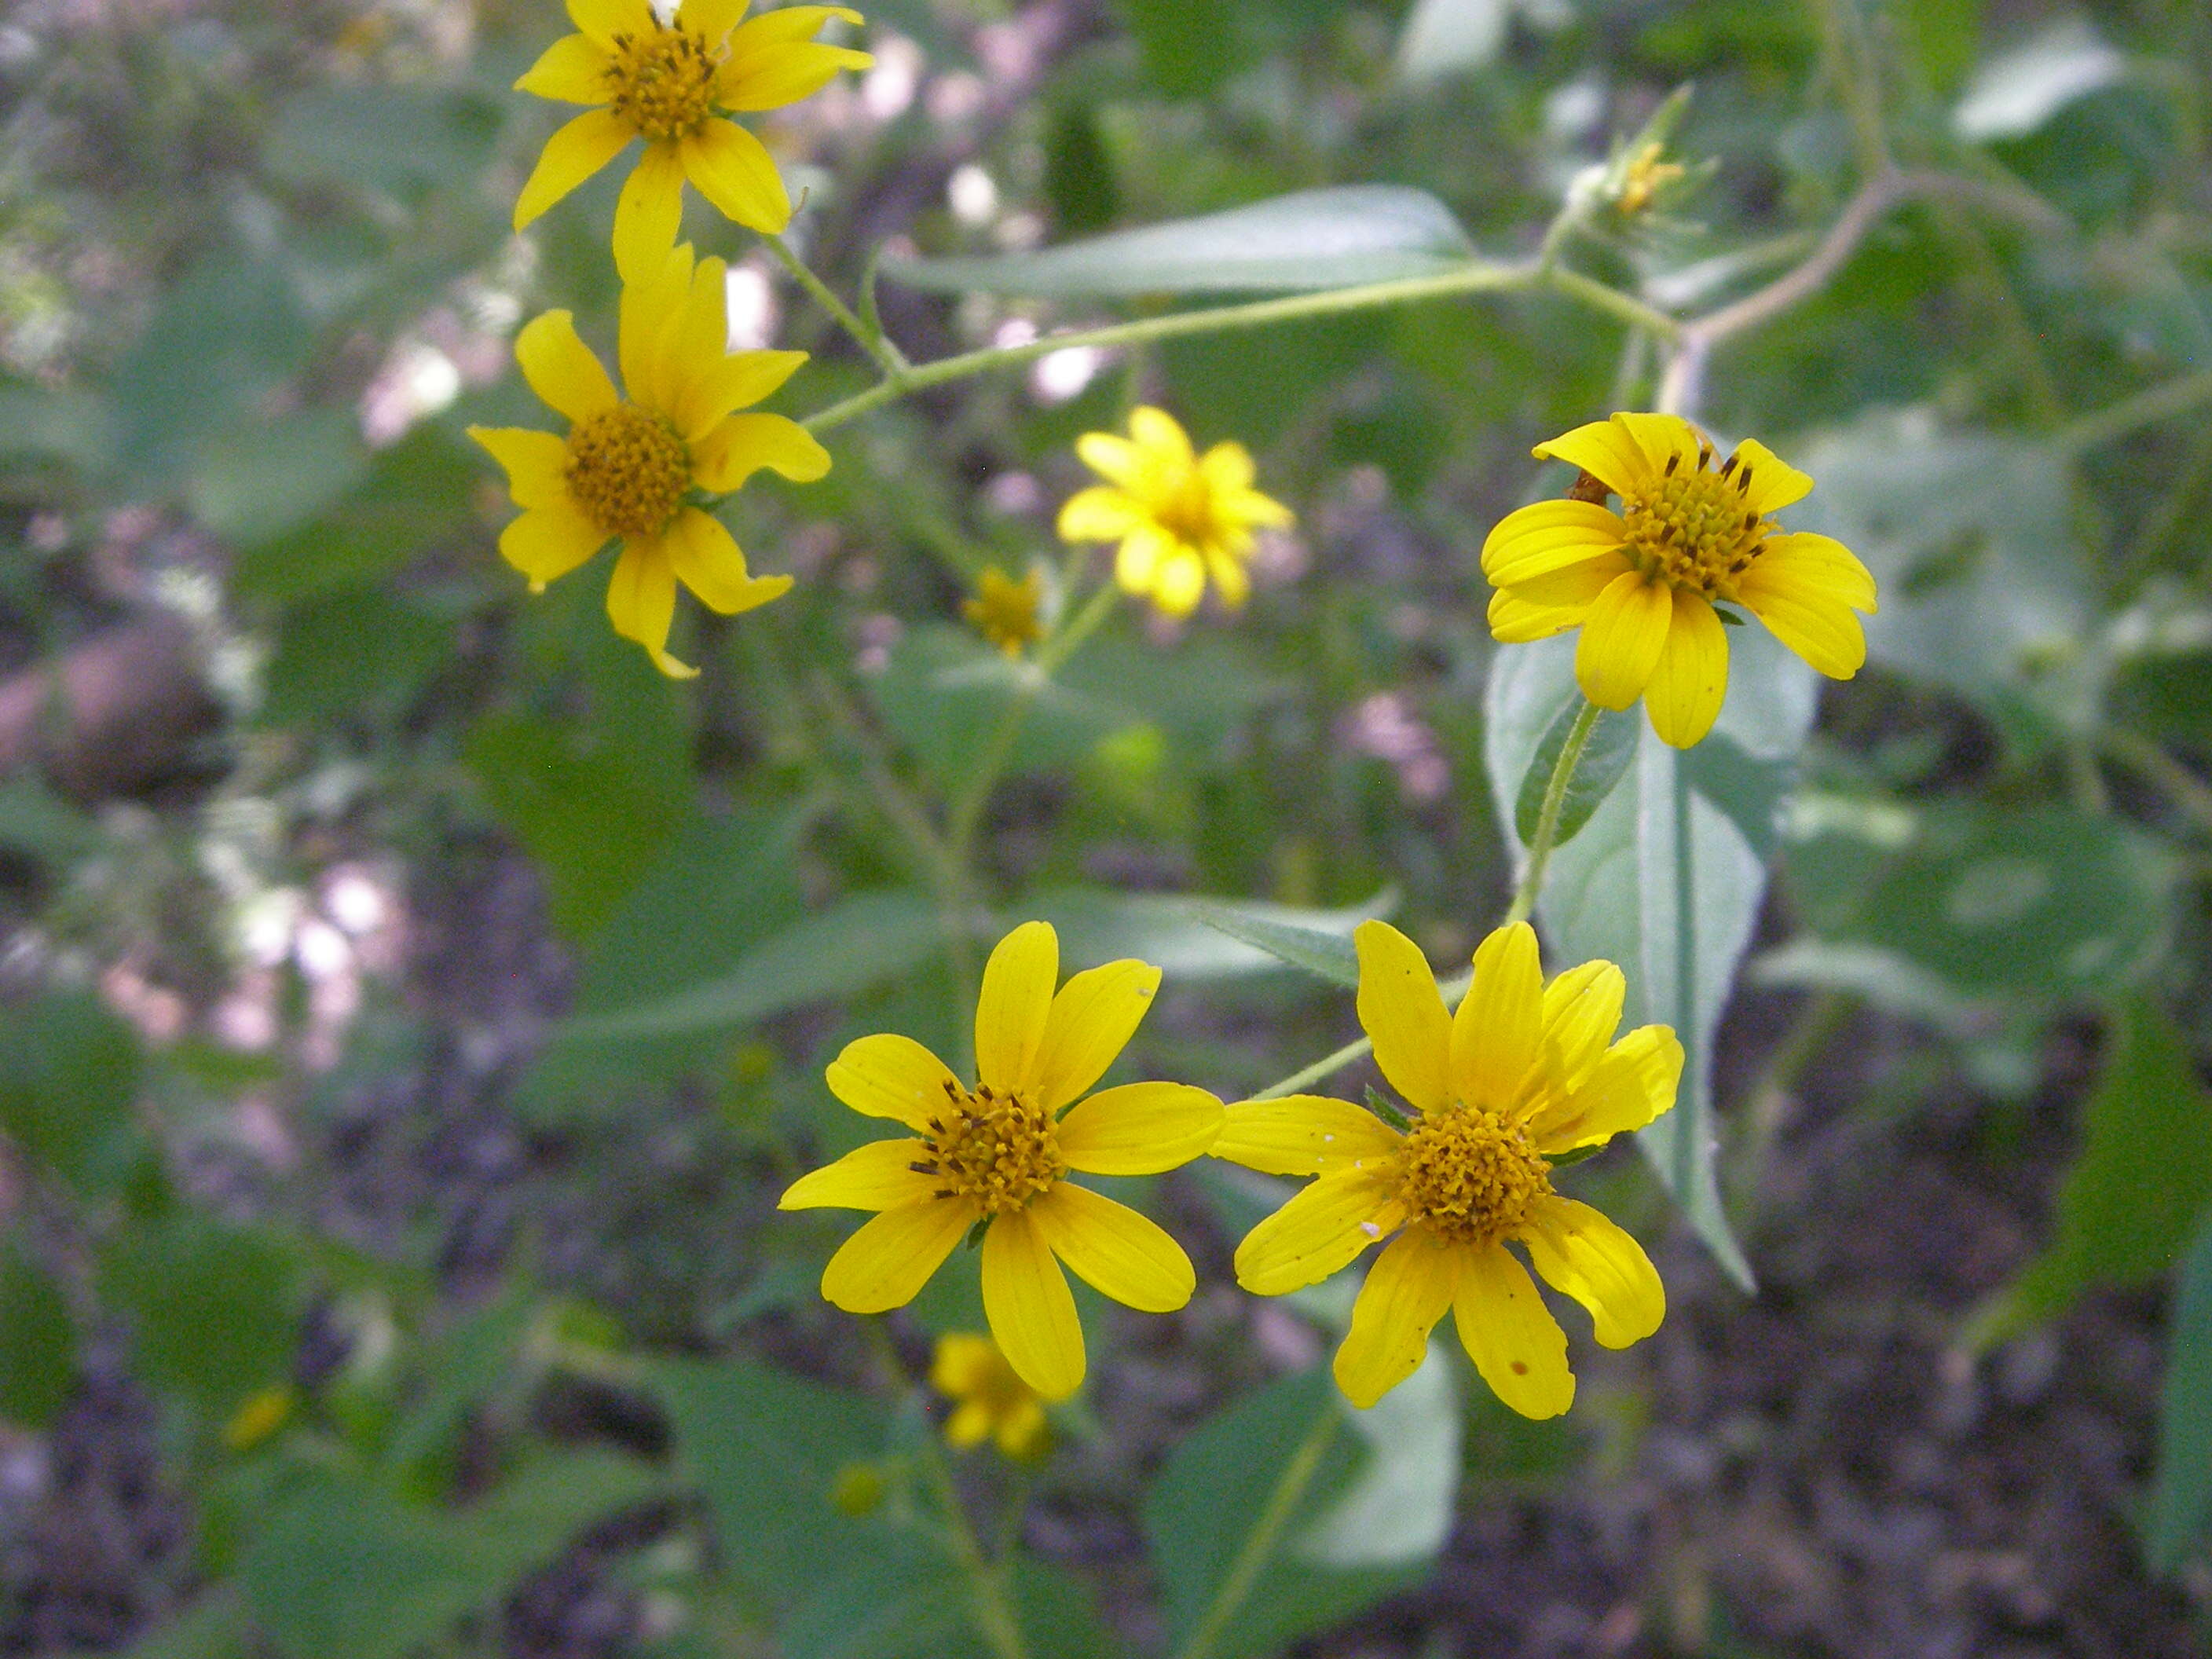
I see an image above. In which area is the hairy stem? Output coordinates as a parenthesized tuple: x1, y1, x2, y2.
(769, 232, 910, 375)
(1506, 698, 1603, 928)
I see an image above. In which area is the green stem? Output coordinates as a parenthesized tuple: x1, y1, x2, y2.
(917, 1430, 1033, 1659)
(768, 232, 910, 375)
(1248, 1032, 1374, 1102)
(2059, 368, 2212, 456)
(2100, 723, 2212, 840)
(1506, 698, 1603, 928)
(1036, 578, 1121, 674)
(1174, 1407, 1339, 1659)
(1804, 0, 1891, 180)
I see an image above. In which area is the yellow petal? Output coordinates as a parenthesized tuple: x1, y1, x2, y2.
(998, 1398, 1049, 1459)
(1056, 1082, 1222, 1175)
(1643, 587, 1729, 749)
(678, 349, 808, 440)
(1536, 960, 1624, 1094)
(1724, 438, 1813, 516)
(1031, 1182, 1195, 1313)
(725, 4, 863, 50)
(680, 119, 790, 234)
(676, 0, 752, 40)
(1332, 1229, 1459, 1409)
(499, 505, 606, 587)
(1353, 919, 1451, 1114)
(1525, 1024, 1683, 1153)
(1128, 405, 1194, 466)
(606, 540, 694, 678)
(1494, 547, 1632, 614)
(981, 1208, 1086, 1401)
(1223, 485, 1294, 530)
(976, 921, 1058, 1097)
(468, 426, 568, 510)
(1113, 526, 1170, 591)
(515, 108, 632, 229)
(617, 241, 695, 412)
(1206, 547, 1251, 610)
(1749, 531, 1878, 613)
(694, 413, 831, 493)
(1150, 551, 1206, 617)
(929, 1331, 996, 1395)
(1451, 921, 1543, 1112)
(664, 506, 792, 615)
(779, 1137, 939, 1210)
(515, 31, 610, 103)
(1574, 570, 1671, 710)
(654, 251, 734, 430)
(1489, 591, 1588, 645)
(1032, 959, 1160, 1112)
(566, 0, 656, 47)
(718, 38, 873, 110)
(612, 143, 687, 284)
(1199, 441, 1255, 492)
(1075, 431, 1144, 489)
(1517, 1196, 1664, 1349)
(1234, 1170, 1401, 1297)
(1480, 500, 1628, 585)
(1612, 412, 1707, 477)
(1735, 577, 1867, 679)
(944, 1400, 992, 1448)
(1531, 416, 1650, 496)
(514, 310, 618, 425)
(1211, 1096, 1401, 1177)
(825, 1032, 961, 1131)
(1057, 486, 1143, 543)
(1452, 1243, 1574, 1419)
(821, 1197, 972, 1312)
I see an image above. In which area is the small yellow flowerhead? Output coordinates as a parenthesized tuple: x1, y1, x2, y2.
(1057, 407, 1293, 620)
(964, 566, 1046, 658)
(1482, 412, 1879, 748)
(780, 921, 1224, 1401)
(1613, 141, 1685, 218)
(469, 243, 830, 677)
(1213, 919, 1683, 1417)
(222, 1384, 296, 1452)
(931, 1331, 1050, 1459)
(513, 0, 873, 279)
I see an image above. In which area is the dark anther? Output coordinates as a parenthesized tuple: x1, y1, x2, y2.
(1744, 511, 1758, 531)
(1664, 452, 1680, 477)
(910, 1161, 939, 1175)
(1565, 469, 1611, 504)
(1738, 467, 1753, 495)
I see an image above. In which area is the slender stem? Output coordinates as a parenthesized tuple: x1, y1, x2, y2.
(2100, 723, 2212, 840)
(917, 1429, 1033, 1659)
(1173, 1407, 1339, 1659)
(1248, 1032, 1374, 1102)
(767, 232, 910, 375)
(947, 689, 1035, 873)
(1804, 0, 1891, 180)
(2059, 368, 2212, 456)
(1506, 698, 1603, 927)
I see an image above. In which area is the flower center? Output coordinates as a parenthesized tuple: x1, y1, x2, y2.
(1148, 470, 1228, 552)
(1395, 1104, 1553, 1246)
(564, 405, 692, 540)
(917, 1082, 1065, 1214)
(602, 24, 722, 143)
(1619, 446, 1772, 599)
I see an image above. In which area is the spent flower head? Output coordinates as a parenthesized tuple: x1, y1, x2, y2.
(1058, 406, 1291, 619)
(514, 0, 872, 279)
(781, 921, 1224, 1400)
(965, 566, 1046, 658)
(1482, 412, 1877, 747)
(469, 243, 830, 677)
(931, 1331, 1050, 1459)
(1213, 920, 1682, 1416)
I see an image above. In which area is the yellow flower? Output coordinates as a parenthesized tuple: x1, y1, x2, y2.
(1482, 412, 1878, 748)
(1613, 141, 1684, 217)
(964, 566, 1045, 657)
(931, 1331, 1050, 1459)
(469, 243, 828, 677)
(1213, 919, 1682, 1418)
(1057, 407, 1292, 619)
(222, 1384, 296, 1452)
(781, 921, 1223, 1401)
(513, 0, 872, 279)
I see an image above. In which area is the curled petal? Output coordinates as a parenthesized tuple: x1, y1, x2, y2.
(1536, 960, 1624, 1095)
(1531, 416, 1650, 497)
(1031, 1183, 1195, 1313)
(1211, 1095, 1401, 1177)
(1525, 1024, 1683, 1153)
(1518, 1196, 1664, 1349)
(468, 426, 569, 511)
(606, 540, 694, 678)
(1736, 578, 1868, 679)
(1353, 920, 1450, 1115)
(1748, 532, 1878, 613)
(663, 507, 792, 615)
(1612, 412, 1707, 478)
(779, 1137, 940, 1211)
(981, 1209, 1086, 1401)
(1056, 1082, 1221, 1175)
(1725, 438, 1814, 516)
(694, 413, 831, 493)
(1333, 1229, 1460, 1409)
(499, 505, 605, 590)
(679, 349, 808, 438)
(825, 1032, 961, 1131)
(821, 1198, 973, 1313)
(1489, 590, 1590, 645)
(1452, 1243, 1573, 1419)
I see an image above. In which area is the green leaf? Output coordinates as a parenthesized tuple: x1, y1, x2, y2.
(1033, 888, 1393, 979)
(1293, 1347, 1460, 1569)
(1114, 0, 1243, 97)
(0, 991, 145, 1200)
(233, 423, 481, 605)
(1973, 997, 2212, 1346)
(2148, 1212, 2212, 1574)
(100, 1218, 303, 1416)
(1395, 0, 1512, 82)
(1144, 1372, 1422, 1659)
(1189, 895, 1390, 988)
(1952, 16, 2125, 141)
(261, 586, 453, 726)
(0, 1235, 76, 1428)
(1042, 101, 1121, 235)
(1486, 631, 1819, 1290)
(265, 84, 505, 203)
(1512, 701, 1638, 853)
(883, 186, 1478, 298)
(106, 1588, 251, 1659)
(185, 410, 369, 549)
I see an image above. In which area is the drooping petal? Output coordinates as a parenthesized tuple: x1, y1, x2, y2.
(679, 119, 791, 233)
(662, 506, 792, 615)
(1149, 551, 1207, 617)
(1525, 1024, 1683, 1153)
(499, 505, 606, 589)
(694, 413, 831, 493)
(1612, 412, 1706, 478)
(468, 426, 569, 511)
(1075, 431, 1144, 489)
(1032, 960, 1160, 1112)
(1057, 486, 1142, 543)
(1518, 1196, 1664, 1349)
(1233, 1169, 1401, 1297)
(981, 1209, 1085, 1401)
(678, 349, 808, 439)
(1210, 1096, 1402, 1177)
(606, 539, 694, 678)
(1031, 1183, 1194, 1313)
(1723, 438, 1814, 516)
(1451, 921, 1544, 1112)
(516, 31, 611, 103)
(1531, 416, 1650, 497)
(1735, 578, 1867, 679)
(1480, 500, 1629, 585)
(1056, 1082, 1222, 1175)
(566, 0, 657, 48)
(1574, 570, 1671, 710)
(1332, 1229, 1460, 1409)
(1747, 531, 1878, 613)
(514, 310, 619, 424)
(515, 108, 632, 229)
(717, 38, 873, 110)
(1643, 588, 1730, 749)
(1536, 960, 1624, 1095)
(821, 1197, 973, 1312)
(826, 1032, 963, 1131)
(612, 143, 687, 284)
(1452, 1243, 1574, 1419)
(778, 1137, 939, 1210)
(975, 921, 1058, 1097)
(1353, 919, 1451, 1115)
